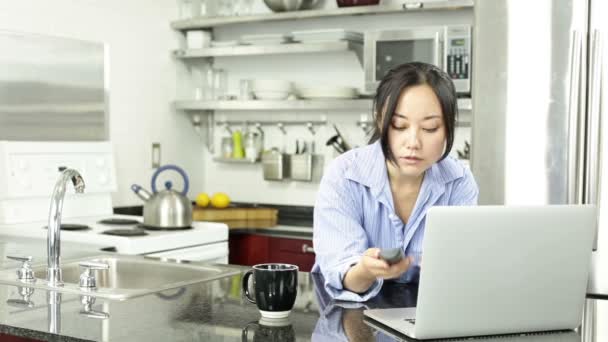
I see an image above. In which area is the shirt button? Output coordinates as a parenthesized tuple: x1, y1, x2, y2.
(389, 214, 396, 219)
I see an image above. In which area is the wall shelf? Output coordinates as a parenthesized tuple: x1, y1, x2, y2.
(212, 157, 259, 164)
(174, 99, 373, 111)
(174, 40, 363, 63)
(171, 1, 474, 30)
(180, 98, 471, 153)
(175, 98, 471, 113)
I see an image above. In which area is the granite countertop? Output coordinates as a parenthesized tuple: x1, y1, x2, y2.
(0, 268, 595, 342)
(0, 238, 597, 342)
(230, 225, 313, 240)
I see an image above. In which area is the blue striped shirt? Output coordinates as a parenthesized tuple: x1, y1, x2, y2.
(312, 140, 479, 301)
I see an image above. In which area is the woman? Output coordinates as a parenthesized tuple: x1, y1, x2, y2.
(312, 62, 478, 302)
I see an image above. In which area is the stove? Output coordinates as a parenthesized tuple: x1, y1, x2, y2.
(1, 214, 227, 255)
(0, 141, 228, 262)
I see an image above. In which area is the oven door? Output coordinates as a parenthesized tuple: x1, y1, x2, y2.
(145, 241, 228, 264)
(364, 27, 445, 93)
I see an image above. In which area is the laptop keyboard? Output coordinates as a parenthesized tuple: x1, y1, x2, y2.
(404, 318, 416, 325)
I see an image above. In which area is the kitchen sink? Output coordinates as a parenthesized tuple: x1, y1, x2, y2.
(0, 255, 240, 300)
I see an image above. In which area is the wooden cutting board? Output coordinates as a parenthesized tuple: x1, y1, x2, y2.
(192, 206, 278, 229)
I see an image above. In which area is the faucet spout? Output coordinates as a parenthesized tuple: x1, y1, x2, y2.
(47, 168, 85, 287)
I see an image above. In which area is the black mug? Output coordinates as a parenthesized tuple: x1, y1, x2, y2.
(242, 263, 298, 318)
(241, 317, 295, 342)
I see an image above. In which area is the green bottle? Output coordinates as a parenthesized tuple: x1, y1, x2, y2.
(232, 130, 244, 159)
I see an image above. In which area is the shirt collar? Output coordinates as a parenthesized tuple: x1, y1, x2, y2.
(344, 141, 387, 198)
(344, 140, 465, 198)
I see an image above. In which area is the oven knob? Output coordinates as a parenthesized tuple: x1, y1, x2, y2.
(18, 160, 29, 171)
(20, 180, 31, 190)
(99, 174, 109, 185)
(96, 158, 106, 168)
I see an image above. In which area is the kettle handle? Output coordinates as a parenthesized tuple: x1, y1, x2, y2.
(151, 165, 189, 195)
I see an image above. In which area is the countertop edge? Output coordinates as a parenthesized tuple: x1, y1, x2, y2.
(0, 324, 94, 342)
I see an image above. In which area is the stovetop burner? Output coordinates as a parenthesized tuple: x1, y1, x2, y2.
(101, 228, 148, 236)
(136, 224, 192, 231)
(43, 223, 91, 231)
(98, 218, 140, 225)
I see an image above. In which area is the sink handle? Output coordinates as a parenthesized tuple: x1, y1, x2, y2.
(7, 255, 32, 263)
(79, 261, 110, 270)
(79, 261, 109, 289)
(6, 286, 35, 308)
(7, 255, 35, 283)
(80, 295, 110, 319)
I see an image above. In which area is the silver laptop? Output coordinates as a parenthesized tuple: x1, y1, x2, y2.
(364, 205, 596, 340)
(363, 316, 581, 342)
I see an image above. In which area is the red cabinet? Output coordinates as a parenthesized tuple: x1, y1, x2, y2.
(229, 233, 316, 272)
(229, 234, 271, 266)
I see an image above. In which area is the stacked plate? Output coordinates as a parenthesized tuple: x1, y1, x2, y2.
(239, 33, 293, 45)
(210, 40, 239, 47)
(291, 29, 363, 43)
(295, 84, 359, 99)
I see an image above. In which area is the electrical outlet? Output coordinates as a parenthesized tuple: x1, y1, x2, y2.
(152, 143, 161, 168)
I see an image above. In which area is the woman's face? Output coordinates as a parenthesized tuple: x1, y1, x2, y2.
(386, 84, 446, 178)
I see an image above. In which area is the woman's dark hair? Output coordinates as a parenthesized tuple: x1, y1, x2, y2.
(369, 62, 458, 163)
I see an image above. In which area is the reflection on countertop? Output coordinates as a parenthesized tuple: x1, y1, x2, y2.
(0, 265, 599, 342)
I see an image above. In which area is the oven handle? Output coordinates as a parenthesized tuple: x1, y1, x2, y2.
(145, 243, 228, 262)
(302, 243, 315, 254)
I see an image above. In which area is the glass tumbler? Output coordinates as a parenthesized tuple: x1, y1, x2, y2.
(239, 79, 253, 100)
(213, 68, 228, 100)
(221, 137, 233, 158)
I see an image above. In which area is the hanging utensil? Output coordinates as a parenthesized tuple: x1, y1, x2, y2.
(332, 124, 351, 151)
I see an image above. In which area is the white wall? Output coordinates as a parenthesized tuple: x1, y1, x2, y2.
(196, 3, 474, 206)
(0, 0, 205, 207)
(0, 1, 473, 207)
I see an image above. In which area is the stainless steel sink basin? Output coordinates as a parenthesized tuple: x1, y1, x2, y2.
(0, 254, 240, 300)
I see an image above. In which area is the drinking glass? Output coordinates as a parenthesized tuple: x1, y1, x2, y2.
(239, 79, 253, 100)
(213, 68, 228, 100)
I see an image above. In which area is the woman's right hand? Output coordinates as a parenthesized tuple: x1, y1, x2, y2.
(343, 248, 413, 294)
(359, 248, 413, 280)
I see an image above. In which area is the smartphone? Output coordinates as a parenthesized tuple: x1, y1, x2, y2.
(379, 248, 404, 265)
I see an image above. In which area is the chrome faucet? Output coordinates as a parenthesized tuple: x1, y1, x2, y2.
(47, 168, 85, 287)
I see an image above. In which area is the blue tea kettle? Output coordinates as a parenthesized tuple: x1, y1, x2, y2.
(131, 164, 192, 229)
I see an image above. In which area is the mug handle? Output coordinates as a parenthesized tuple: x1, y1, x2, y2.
(241, 321, 259, 342)
(242, 269, 256, 304)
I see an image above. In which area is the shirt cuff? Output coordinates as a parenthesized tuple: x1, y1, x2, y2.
(324, 255, 384, 302)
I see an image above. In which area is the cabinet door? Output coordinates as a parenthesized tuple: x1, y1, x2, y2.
(268, 237, 316, 272)
(229, 234, 271, 266)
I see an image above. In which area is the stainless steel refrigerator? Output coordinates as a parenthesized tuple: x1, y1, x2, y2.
(471, 0, 607, 297)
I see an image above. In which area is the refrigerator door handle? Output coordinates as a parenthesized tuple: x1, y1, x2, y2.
(586, 29, 603, 250)
(567, 30, 584, 204)
(434, 31, 443, 69)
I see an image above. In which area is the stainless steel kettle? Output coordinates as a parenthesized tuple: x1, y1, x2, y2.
(131, 164, 192, 229)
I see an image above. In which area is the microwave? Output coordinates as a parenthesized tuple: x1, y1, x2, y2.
(364, 25, 472, 95)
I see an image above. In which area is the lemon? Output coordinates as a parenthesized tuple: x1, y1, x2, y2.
(195, 193, 210, 207)
(210, 192, 230, 209)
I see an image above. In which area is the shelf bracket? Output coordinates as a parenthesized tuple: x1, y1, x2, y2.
(349, 42, 364, 67)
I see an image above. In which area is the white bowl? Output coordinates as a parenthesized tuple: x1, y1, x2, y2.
(251, 80, 293, 92)
(254, 91, 290, 100)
